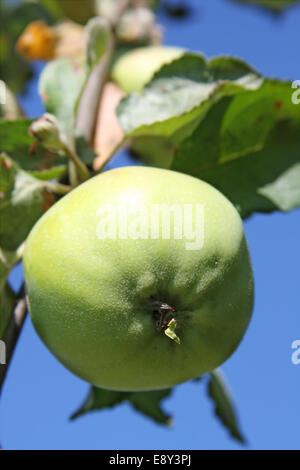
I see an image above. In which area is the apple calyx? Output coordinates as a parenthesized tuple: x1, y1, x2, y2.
(152, 301, 181, 345)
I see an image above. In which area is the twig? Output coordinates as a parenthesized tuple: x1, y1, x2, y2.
(0, 284, 27, 394)
(64, 145, 90, 182)
(68, 161, 80, 188)
(76, 40, 114, 145)
(43, 181, 71, 195)
(76, 0, 132, 146)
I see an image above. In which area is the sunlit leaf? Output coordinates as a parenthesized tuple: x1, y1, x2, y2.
(0, 154, 56, 251)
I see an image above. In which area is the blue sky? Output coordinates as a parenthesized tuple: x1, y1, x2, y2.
(1, 0, 300, 450)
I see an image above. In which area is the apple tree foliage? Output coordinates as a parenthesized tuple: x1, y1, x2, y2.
(0, 0, 300, 445)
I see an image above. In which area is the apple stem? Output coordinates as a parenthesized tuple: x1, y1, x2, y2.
(152, 301, 181, 344)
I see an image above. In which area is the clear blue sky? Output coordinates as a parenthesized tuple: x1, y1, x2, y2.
(1, 0, 300, 450)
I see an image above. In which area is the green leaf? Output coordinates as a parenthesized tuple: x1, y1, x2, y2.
(208, 369, 245, 444)
(71, 386, 172, 426)
(54, 0, 96, 24)
(70, 387, 130, 420)
(29, 165, 67, 181)
(39, 57, 87, 147)
(0, 119, 68, 179)
(0, 154, 55, 251)
(231, 0, 300, 12)
(174, 119, 300, 218)
(39, 18, 111, 151)
(85, 17, 110, 68)
(117, 53, 262, 138)
(129, 389, 172, 426)
(258, 162, 300, 212)
(118, 52, 300, 217)
(75, 137, 97, 165)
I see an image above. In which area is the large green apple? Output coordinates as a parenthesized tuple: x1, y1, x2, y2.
(111, 46, 184, 93)
(23, 166, 254, 391)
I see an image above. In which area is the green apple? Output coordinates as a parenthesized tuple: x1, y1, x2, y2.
(111, 46, 185, 93)
(23, 166, 254, 391)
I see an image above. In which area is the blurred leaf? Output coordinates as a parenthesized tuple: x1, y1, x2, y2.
(0, 118, 68, 179)
(231, 0, 300, 12)
(37, 0, 64, 19)
(55, 0, 96, 24)
(75, 136, 97, 165)
(85, 17, 110, 68)
(39, 57, 87, 147)
(208, 369, 245, 444)
(71, 385, 172, 426)
(39, 18, 111, 150)
(0, 154, 56, 251)
(0, 0, 57, 93)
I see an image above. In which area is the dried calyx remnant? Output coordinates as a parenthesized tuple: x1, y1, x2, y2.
(152, 300, 181, 344)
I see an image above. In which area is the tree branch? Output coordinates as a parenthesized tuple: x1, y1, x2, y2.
(0, 284, 27, 394)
